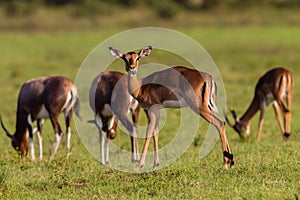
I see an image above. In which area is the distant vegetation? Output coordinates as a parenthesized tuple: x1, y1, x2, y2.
(2, 0, 300, 18)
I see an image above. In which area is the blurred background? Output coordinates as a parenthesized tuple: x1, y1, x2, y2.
(1, 0, 300, 31)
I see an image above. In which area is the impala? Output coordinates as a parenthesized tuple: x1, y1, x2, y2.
(89, 71, 140, 164)
(225, 67, 294, 140)
(109, 46, 234, 170)
(0, 76, 81, 160)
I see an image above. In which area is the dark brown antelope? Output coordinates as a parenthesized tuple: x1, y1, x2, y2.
(0, 76, 81, 160)
(225, 67, 294, 141)
(109, 46, 234, 170)
(89, 71, 140, 164)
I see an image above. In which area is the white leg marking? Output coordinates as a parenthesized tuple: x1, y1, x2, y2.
(37, 131, 43, 160)
(29, 136, 35, 160)
(96, 114, 106, 164)
(66, 127, 71, 157)
(132, 127, 140, 161)
(105, 137, 109, 164)
(50, 133, 62, 159)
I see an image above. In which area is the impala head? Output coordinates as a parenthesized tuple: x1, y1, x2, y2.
(224, 110, 250, 139)
(0, 115, 28, 156)
(109, 46, 152, 74)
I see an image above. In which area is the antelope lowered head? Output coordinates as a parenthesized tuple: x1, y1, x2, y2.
(225, 110, 250, 139)
(0, 114, 28, 156)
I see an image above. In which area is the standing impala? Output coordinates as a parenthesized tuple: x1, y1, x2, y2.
(109, 46, 234, 170)
(0, 76, 81, 160)
(89, 71, 140, 164)
(225, 67, 294, 140)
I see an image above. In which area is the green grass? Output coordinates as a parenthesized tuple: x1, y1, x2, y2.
(0, 25, 300, 199)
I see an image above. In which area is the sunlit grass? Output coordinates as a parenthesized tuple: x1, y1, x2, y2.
(0, 25, 300, 199)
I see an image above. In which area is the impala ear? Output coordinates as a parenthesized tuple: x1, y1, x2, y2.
(138, 46, 152, 58)
(109, 47, 123, 58)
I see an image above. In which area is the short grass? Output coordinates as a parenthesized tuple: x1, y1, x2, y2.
(0, 25, 300, 199)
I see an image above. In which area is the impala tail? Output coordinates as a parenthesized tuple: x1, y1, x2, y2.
(71, 86, 82, 120)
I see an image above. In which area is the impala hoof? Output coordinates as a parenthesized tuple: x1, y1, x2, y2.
(134, 164, 143, 172)
(283, 132, 290, 139)
(223, 151, 234, 169)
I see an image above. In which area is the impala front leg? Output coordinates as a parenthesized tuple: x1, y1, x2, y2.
(153, 110, 160, 169)
(96, 114, 106, 164)
(37, 119, 44, 160)
(153, 128, 159, 169)
(256, 108, 265, 141)
(135, 109, 157, 171)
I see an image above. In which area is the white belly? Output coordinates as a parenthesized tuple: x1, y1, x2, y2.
(265, 93, 274, 106)
(162, 97, 188, 108)
(101, 103, 113, 116)
(37, 105, 49, 119)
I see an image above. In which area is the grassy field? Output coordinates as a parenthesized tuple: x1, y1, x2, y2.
(0, 15, 300, 199)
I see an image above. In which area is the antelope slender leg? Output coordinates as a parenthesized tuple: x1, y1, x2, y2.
(153, 127, 159, 169)
(105, 137, 109, 164)
(135, 108, 157, 171)
(65, 110, 73, 157)
(272, 101, 284, 134)
(96, 114, 105, 164)
(49, 115, 63, 159)
(200, 110, 233, 169)
(117, 113, 139, 162)
(27, 115, 35, 160)
(153, 110, 160, 169)
(256, 109, 265, 141)
(132, 106, 140, 161)
(37, 119, 44, 160)
(281, 91, 292, 138)
(51, 133, 62, 160)
(29, 131, 35, 160)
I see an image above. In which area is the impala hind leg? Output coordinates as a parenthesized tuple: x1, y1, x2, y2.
(49, 115, 63, 160)
(131, 106, 140, 162)
(200, 110, 234, 169)
(273, 101, 284, 135)
(118, 113, 139, 163)
(282, 89, 292, 139)
(275, 96, 291, 139)
(153, 125, 159, 169)
(65, 109, 73, 157)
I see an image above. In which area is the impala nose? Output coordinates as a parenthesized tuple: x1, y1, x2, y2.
(129, 68, 137, 75)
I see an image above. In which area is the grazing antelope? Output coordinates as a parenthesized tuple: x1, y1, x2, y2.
(0, 76, 81, 160)
(89, 71, 140, 164)
(225, 67, 294, 141)
(109, 46, 234, 170)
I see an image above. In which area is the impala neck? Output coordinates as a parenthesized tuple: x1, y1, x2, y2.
(127, 69, 141, 99)
(239, 96, 260, 126)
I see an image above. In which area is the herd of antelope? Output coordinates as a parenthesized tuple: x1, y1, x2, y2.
(0, 46, 294, 171)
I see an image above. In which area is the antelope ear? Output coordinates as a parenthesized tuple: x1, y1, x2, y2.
(109, 47, 123, 58)
(138, 46, 152, 58)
